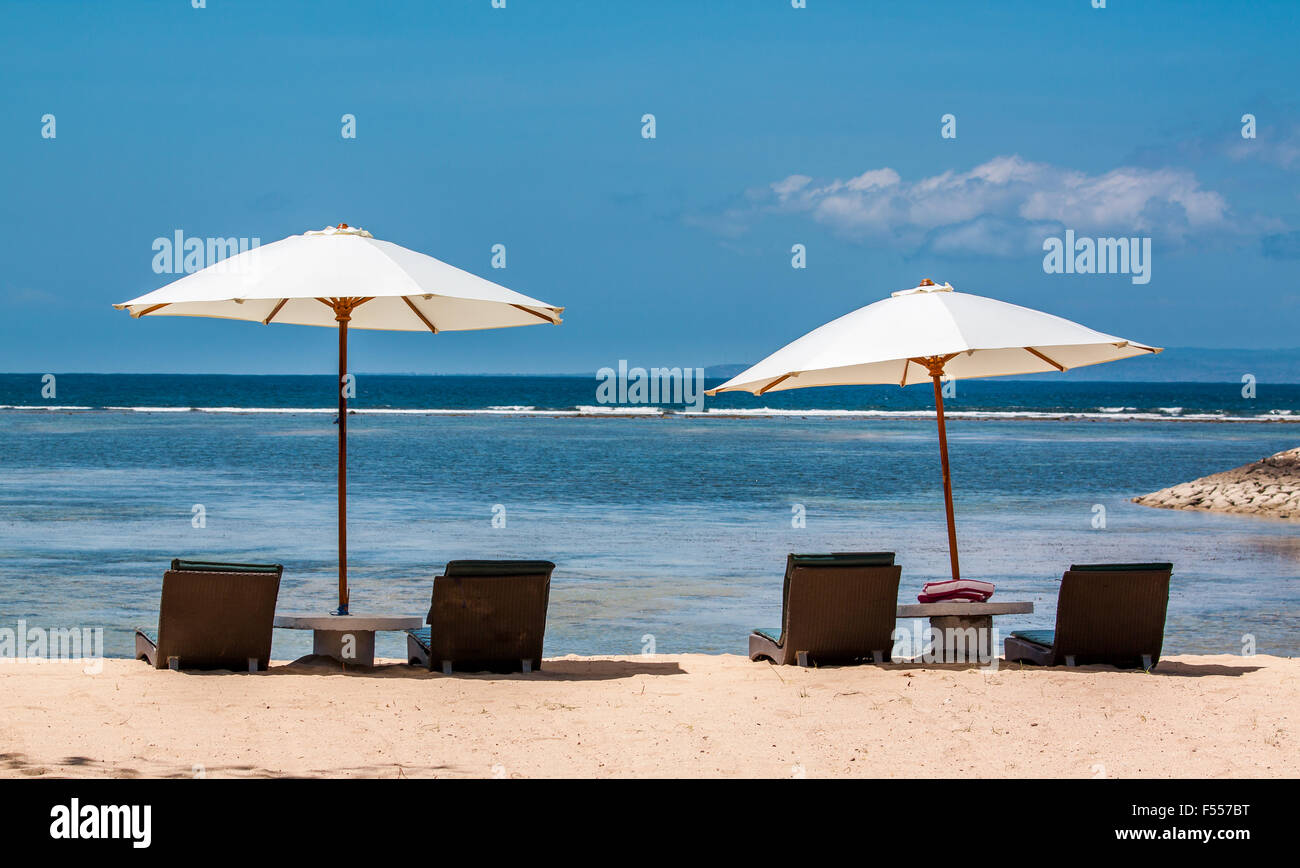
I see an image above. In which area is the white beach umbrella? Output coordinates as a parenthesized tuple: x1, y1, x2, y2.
(707, 279, 1160, 582)
(115, 224, 564, 613)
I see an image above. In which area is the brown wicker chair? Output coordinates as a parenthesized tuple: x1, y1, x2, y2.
(406, 560, 554, 674)
(134, 560, 283, 672)
(748, 552, 901, 666)
(1003, 563, 1173, 669)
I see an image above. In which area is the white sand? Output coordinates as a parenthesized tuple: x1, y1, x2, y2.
(1, 654, 1295, 778)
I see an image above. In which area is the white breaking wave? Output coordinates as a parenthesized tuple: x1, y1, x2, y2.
(572, 405, 664, 415)
(97, 406, 581, 416)
(347, 407, 576, 416)
(680, 407, 1300, 423)
(0, 405, 93, 410)
(681, 408, 928, 417)
(1, 405, 1297, 422)
(104, 406, 215, 412)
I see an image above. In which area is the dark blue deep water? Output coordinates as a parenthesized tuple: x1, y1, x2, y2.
(2, 373, 1299, 420)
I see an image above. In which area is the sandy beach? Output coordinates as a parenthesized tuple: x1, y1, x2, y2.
(1, 654, 1294, 779)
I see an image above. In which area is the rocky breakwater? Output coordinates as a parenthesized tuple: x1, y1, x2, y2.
(1133, 447, 1300, 519)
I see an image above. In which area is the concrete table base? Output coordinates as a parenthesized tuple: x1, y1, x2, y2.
(311, 629, 376, 667)
(896, 601, 1034, 664)
(274, 614, 424, 668)
(927, 614, 995, 662)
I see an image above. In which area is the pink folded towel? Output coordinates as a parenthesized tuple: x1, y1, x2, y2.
(917, 579, 995, 603)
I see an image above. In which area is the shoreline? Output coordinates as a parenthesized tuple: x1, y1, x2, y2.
(2, 653, 1295, 778)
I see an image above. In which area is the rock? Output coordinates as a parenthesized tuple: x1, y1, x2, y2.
(1133, 447, 1300, 520)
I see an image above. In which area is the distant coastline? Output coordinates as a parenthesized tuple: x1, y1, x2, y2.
(5, 347, 1300, 382)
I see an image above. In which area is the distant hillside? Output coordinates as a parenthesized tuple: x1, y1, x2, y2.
(1031, 348, 1300, 383)
(703, 364, 753, 380)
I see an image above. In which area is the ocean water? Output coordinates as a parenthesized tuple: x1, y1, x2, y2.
(0, 374, 1297, 661)
(3, 374, 1299, 421)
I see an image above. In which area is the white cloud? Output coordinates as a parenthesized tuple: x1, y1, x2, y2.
(1228, 125, 1300, 170)
(700, 155, 1233, 256)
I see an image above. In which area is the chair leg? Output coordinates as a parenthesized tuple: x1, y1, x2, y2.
(1065, 655, 1077, 667)
(1142, 654, 1153, 670)
(248, 658, 258, 673)
(796, 651, 810, 667)
(441, 660, 452, 675)
(521, 659, 532, 673)
(167, 656, 179, 671)
(872, 650, 885, 664)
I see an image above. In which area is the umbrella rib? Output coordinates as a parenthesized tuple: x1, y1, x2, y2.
(133, 303, 170, 318)
(401, 296, 440, 333)
(314, 297, 375, 314)
(262, 298, 289, 325)
(1025, 346, 1066, 371)
(510, 303, 559, 324)
(757, 373, 795, 395)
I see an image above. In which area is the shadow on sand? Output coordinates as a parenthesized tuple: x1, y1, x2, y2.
(0, 752, 458, 779)
(245, 655, 686, 681)
(145, 656, 1260, 680)
(992, 659, 1264, 678)
(759, 658, 1266, 678)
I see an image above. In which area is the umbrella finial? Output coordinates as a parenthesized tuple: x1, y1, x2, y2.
(304, 224, 373, 237)
(893, 279, 952, 297)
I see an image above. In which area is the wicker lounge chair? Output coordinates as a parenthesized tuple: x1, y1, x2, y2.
(1003, 562, 1173, 669)
(748, 552, 901, 666)
(134, 559, 283, 672)
(406, 560, 554, 674)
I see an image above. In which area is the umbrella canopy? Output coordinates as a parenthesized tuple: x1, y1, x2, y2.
(711, 280, 1158, 394)
(707, 279, 1160, 582)
(114, 224, 562, 330)
(116, 224, 564, 614)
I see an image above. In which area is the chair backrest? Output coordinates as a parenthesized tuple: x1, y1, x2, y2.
(1051, 563, 1173, 667)
(170, 559, 283, 574)
(156, 561, 283, 670)
(780, 553, 900, 664)
(427, 560, 555, 671)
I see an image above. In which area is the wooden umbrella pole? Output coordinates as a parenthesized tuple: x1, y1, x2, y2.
(335, 302, 350, 615)
(928, 365, 961, 582)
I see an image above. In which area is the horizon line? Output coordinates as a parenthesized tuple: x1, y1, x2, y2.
(3, 372, 1300, 386)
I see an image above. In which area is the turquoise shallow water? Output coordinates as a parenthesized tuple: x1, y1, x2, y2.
(0, 401, 1295, 661)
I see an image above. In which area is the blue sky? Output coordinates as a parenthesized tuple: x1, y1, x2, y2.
(1, 0, 1297, 374)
